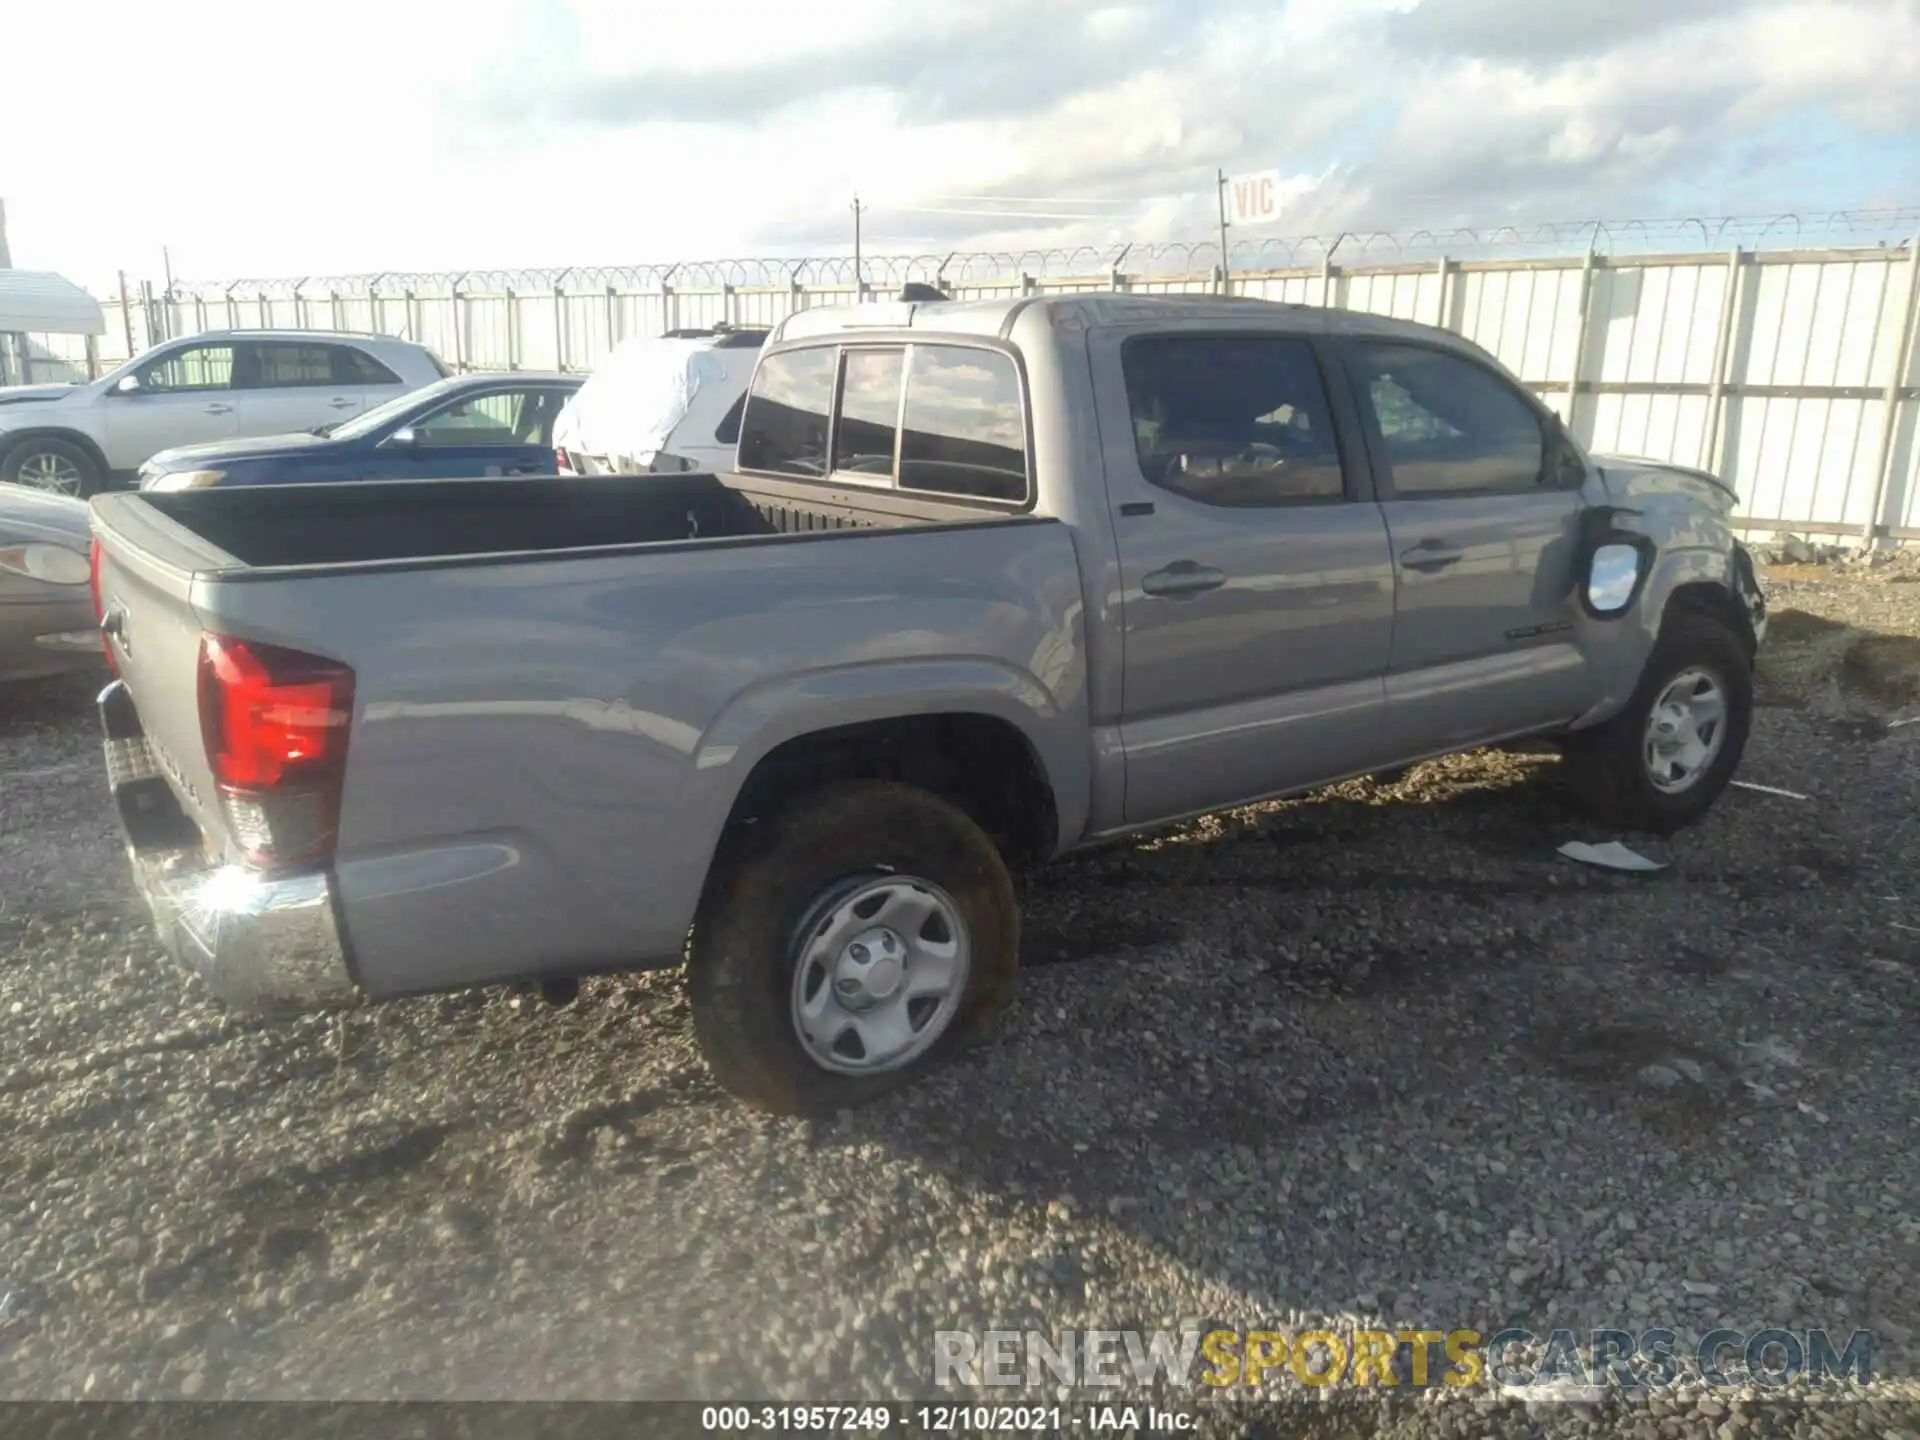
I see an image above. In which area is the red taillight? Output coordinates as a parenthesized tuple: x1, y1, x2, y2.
(555, 447, 576, 475)
(89, 538, 116, 674)
(197, 635, 354, 868)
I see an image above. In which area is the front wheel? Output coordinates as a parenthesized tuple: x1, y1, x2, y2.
(1561, 613, 1754, 834)
(2, 437, 102, 498)
(688, 781, 1019, 1114)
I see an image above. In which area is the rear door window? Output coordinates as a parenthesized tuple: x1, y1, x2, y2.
(250, 343, 336, 388)
(738, 347, 837, 477)
(1119, 335, 1346, 507)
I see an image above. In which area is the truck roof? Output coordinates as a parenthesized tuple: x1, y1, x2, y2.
(769, 293, 1475, 351)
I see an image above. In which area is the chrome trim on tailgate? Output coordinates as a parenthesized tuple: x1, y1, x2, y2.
(98, 679, 361, 1012)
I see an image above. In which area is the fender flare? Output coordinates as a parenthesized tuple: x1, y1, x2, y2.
(692, 656, 1090, 853)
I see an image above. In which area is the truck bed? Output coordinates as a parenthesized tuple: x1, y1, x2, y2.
(124, 471, 1007, 572)
(87, 466, 1082, 1001)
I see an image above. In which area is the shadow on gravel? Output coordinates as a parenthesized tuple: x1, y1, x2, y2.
(0, 671, 101, 732)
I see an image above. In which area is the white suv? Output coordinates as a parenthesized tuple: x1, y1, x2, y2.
(553, 326, 767, 477)
(0, 330, 449, 496)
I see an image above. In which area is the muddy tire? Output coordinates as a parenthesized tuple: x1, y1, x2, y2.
(688, 781, 1019, 1115)
(1561, 613, 1754, 834)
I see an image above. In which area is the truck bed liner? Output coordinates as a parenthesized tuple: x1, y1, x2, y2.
(130, 472, 1006, 572)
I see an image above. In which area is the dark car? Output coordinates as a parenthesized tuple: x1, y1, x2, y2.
(137, 372, 582, 491)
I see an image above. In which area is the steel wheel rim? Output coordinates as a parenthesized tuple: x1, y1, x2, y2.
(13, 450, 84, 496)
(1642, 666, 1728, 793)
(789, 873, 971, 1075)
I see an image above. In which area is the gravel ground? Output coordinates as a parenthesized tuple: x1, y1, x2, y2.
(3, 559, 1919, 1438)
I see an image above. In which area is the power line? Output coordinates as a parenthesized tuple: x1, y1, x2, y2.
(883, 206, 1140, 222)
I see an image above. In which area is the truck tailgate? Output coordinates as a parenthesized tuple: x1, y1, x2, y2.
(90, 493, 244, 855)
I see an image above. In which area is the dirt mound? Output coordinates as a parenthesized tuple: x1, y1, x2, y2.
(1756, 609, 1920, 719)
(1766, 608, 1848, 643)
(1840, 634, 1920, 705)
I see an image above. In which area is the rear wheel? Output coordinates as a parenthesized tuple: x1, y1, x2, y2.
(1561, 613, 1753, 833)
(688, 781, 1019, 1114)
(2, 437, 102, 498)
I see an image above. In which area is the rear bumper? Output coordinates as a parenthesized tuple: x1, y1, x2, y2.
(99, 679, 361, 1011)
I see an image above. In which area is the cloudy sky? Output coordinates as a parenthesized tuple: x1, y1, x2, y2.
(7, 0, 1919, 288)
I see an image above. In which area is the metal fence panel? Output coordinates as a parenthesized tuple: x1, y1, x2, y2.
(37, 229, 1920, 543)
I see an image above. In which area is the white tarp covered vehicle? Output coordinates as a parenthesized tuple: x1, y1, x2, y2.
(553, 327, 767, 477)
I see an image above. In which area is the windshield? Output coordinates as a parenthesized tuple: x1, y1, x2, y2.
(324, 375, 471, 441)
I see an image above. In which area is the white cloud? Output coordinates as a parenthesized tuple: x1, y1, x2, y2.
(2, 0, 1914, 292)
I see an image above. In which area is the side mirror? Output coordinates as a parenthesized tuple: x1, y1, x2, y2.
(111, 375, 142, 396)
(387, 426, 419, 448)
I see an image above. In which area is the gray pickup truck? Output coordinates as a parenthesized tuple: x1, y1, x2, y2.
(88, 295, 1767, 1112)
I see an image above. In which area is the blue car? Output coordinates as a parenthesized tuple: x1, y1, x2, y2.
(138, 371, 583, 490)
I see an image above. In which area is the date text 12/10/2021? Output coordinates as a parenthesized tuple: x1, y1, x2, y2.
(699, 1404, 1198, 1433)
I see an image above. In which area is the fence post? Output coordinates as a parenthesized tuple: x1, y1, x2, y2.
(117, 271, 136, 359)
(404, 289, 418, 343)
(1701, 248, 1746, 473)
(330, 290, 342, 331)
(1433, 257, 1452, 329)
(451, 278, 467, 372)
(1861, 230, 1920, 548)
(85, 335, 99, 380)
(506, 287, 519, 370)
(258, 290, 269, 329)
(723, 283, 736, 327)
(1021, 272, 1037, 297)
(661, 274, 677, 333)
(551, 272, 570, 371)
(1565, 250, 1601, 440)
(605, 284, 619, 350)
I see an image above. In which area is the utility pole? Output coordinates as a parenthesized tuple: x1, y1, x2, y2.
(161, 246, 176, 342)
(118, 270, 136, 358)
(851, 194, 866, 300)
(0, 196, 11, 269)
(1216, 170, 1231, 297)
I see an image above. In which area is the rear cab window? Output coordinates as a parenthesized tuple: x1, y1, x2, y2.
(738, 341, 1030, 504)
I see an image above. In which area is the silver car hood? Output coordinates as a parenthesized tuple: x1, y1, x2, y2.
(0, 384, 79, 408)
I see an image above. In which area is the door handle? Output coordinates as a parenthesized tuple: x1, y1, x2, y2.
(1141, 560, 1227, 598)
(202, 402, 234, 415)
(328, 398, 357, 409)
(1399, 539, 1464, 573)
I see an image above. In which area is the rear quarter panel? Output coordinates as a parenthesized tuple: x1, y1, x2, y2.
(194, 519, 1089, 997)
